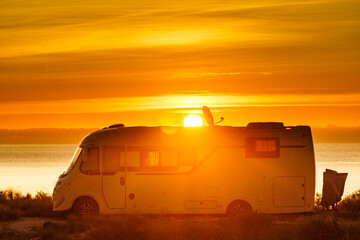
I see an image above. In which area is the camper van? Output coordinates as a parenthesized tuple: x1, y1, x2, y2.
(53, 110, 315, 216)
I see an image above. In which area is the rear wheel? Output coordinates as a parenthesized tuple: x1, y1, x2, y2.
(226, 200, 252, 216)
(72, 197, 99, 216)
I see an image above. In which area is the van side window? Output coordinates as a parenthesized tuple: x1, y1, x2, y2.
(80, 147, 99, 174)
(103, 147, 125, 172)
(140, 151, 160, 168)
(246, 137, 279, 158)
(126, 147, 179, 170)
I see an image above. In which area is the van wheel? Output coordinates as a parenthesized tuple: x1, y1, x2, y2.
(73, 198, 99, 216)
(226, 200, 252, 216)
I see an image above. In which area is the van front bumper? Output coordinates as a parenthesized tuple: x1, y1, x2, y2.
(53, 184, 73, 211)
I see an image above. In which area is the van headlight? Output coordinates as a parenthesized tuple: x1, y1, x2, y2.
(53, 181, 63, 195)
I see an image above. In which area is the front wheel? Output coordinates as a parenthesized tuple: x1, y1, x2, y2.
(72, 198, 99, 216)
(226, 200, 252, 216)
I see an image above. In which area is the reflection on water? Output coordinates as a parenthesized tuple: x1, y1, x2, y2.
(0, 144, 77, 194)
(316, 162, 360, 197)
(0, 143, 359, 196)
(314, 143, 360, 196)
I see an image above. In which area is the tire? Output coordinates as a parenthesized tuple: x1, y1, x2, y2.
(226, 200, 252, 216)
(72, 197, 99, 216)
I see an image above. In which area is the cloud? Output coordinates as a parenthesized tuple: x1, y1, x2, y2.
(174, 72, 274, 77)
(0, 93, 347, 112)
(1, 40, 359, 102)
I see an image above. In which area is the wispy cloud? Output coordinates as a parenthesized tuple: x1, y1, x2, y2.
(1, 93, 360, 115)
(174, 72, 274, 77)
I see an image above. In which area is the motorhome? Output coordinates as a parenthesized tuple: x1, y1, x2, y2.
(53, 109, 315, 216)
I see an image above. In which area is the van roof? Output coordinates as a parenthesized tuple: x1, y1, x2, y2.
(79, 123, 310, 147)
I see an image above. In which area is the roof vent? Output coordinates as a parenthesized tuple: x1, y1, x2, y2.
(246, 122, 284, 129)
(108, 124, 125, 128)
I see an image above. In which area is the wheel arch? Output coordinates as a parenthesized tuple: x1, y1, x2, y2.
(71, 195, 100, 213)
(226, 199, 254, 215)
(70, 191, 106, 213)
(226, 195, 255, 209)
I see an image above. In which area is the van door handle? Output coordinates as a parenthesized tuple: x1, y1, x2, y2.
(120, 177, 125, 185)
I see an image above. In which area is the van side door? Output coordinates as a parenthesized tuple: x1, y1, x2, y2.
(101, 146, 126, 209)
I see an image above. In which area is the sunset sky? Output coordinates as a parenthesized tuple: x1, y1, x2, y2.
(1, 0, 359, 129)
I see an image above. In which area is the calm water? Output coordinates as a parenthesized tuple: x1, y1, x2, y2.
(0, 144, 359, 196)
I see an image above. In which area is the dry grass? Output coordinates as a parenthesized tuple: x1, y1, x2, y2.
(29, 214, 360, 240)
(0, 189, 53, 221)
(0, 188, 360, 240)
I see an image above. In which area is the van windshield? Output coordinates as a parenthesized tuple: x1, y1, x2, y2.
(61, 147, 83, 177)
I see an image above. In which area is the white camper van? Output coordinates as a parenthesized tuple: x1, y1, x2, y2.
(53, 112, 315, 216)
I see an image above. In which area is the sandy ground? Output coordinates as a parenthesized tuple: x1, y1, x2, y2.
(0, 215, 300, 239)
(1, 215, 298, 232)
(1, 217, 64, 233)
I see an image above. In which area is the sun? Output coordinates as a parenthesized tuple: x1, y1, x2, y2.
(183, 114, 203, 127)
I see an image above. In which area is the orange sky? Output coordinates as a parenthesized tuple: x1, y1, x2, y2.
(0, 0, 359, 129)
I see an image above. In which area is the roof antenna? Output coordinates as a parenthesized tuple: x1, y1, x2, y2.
(202, 106, 224, 126)
(215, 117, 224, 125)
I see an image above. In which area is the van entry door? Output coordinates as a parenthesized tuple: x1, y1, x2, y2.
(102, 147, 126, 209)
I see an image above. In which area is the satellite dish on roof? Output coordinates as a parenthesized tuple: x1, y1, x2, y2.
(202, 106, 224, 126)
(202, 106, 214, 126)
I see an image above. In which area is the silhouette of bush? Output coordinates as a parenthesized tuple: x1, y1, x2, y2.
(1, 188, 360, 240)
(0, 203, 21, 221)
(338, 189, 360, 212)
(0, 189, 54, 220)
(295, 214, 345, 240)
(313, 193, 324, 212)
(24, 191, 53, 217)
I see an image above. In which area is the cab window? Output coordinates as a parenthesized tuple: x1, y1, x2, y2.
(80, 147, 99, 174)
(63, 146, 83, 176)
(102, 147, 125, 172)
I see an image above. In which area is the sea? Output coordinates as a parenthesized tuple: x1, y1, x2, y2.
(0, 144, 359, 196)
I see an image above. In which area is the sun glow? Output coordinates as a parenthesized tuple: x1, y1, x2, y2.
(183, 114, 203, 127)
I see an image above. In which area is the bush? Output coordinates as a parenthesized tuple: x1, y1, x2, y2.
(338, 189, 360, 212)
(0, 203, 21, 221)
(24, 191, 53, 217)
(0, 189, 54, 220)
(313, 193, 324, 212)
(295, 214, 345, 240)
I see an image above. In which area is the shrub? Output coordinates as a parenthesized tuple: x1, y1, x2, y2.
(0, 203, 21, 221)
(295, 214, 345, 240)
(314, 193, 324, 212)
(24, 191, 54, 217)
(0, 189, 54, 220)
(338, 189, 360, 212)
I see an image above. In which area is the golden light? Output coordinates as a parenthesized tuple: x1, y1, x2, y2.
(183, 114, 203, 127)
